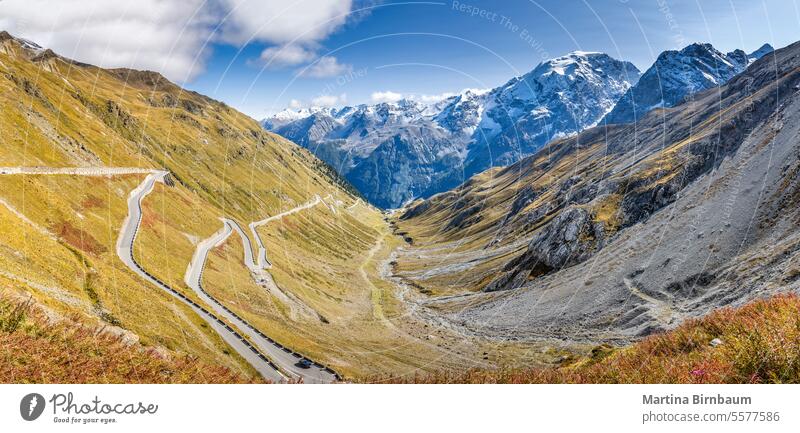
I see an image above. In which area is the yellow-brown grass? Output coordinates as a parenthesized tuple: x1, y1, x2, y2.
(377, 294, 800, 383)
(0, 35, 375, 378)
(0, 295, 260, 383)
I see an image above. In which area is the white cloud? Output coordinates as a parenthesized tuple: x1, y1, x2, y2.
(409, 88, 491, 104)
(311, 93, 347, 107)
(288, 99, 303, 109)
(217, 0, 353, 46)
(0, 0, 356, 82)
(371, 90, 404, 103)
(298, 56, 352, 78)
(416, 92, 457, 103)
(260, 44, 316, 67)
(0, 0, 213, 81)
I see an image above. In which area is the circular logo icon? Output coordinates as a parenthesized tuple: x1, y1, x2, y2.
(20, 393, 45, 421)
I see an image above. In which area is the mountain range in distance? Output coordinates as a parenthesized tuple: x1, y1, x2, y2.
(263, 42, 774, 209)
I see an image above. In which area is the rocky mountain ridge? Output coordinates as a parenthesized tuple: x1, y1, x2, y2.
(265, 43, 773, 209)
(603, 42, 774, 124)
(264, 51, 641, 208)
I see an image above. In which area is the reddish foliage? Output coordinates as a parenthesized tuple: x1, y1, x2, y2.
(80, 194, 105, 210)
(51, 221, 107, 255)
(0, 297, 261, 384)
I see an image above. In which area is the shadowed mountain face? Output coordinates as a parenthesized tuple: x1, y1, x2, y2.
(394, 40, 800, 342)
(264, 52, 641, 208)
(603, 43, 774, 124)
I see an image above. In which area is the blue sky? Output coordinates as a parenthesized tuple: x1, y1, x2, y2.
(190, 0, 798, 119)
(1, 0, 797, 119)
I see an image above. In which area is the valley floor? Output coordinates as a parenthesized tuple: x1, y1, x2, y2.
(378, 293, 800, 384)
(197, 196, 560, 380)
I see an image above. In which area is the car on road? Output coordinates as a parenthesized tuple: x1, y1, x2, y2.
(296, 359, 313, 369)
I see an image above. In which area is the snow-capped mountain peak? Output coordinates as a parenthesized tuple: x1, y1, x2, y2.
(262, 106, 334, 130)
(603, 42, 774, 124)
(263, 50, 641, 208)
(535, 51, 612, 77)
(263, 42, 772, 207)
(749, 43, 775, 61)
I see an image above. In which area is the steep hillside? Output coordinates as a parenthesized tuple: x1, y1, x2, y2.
(0, 30, 351, 378)
(0, 294, 254, 383)
(393, 40, 800, 344)
(264, 52, 640, 208)
(0, 31, 524, 381)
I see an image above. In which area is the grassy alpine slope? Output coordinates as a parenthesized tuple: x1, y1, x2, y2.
(0, 31, 368, 379)
(0, 174, 257, 375)
(0, 294, 256, 384)
(0, 31, 517, 381)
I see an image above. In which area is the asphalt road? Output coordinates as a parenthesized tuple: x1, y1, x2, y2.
(4, 167, 340, 383)
(184, 218, 338, 383)
(249, 195, 321, 270)
(115, 171, 287, 382)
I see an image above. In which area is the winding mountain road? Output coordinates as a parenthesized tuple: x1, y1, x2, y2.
(0, 167, 155, 176)
(225, 218, 313, 318)
(249, 195, 321, 270)
(2, 167, 340, 382)
(184, 218, 338, 383)
(113, 171, 287, 382)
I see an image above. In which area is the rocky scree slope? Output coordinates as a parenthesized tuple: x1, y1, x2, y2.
(395, 40, 800, 343)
